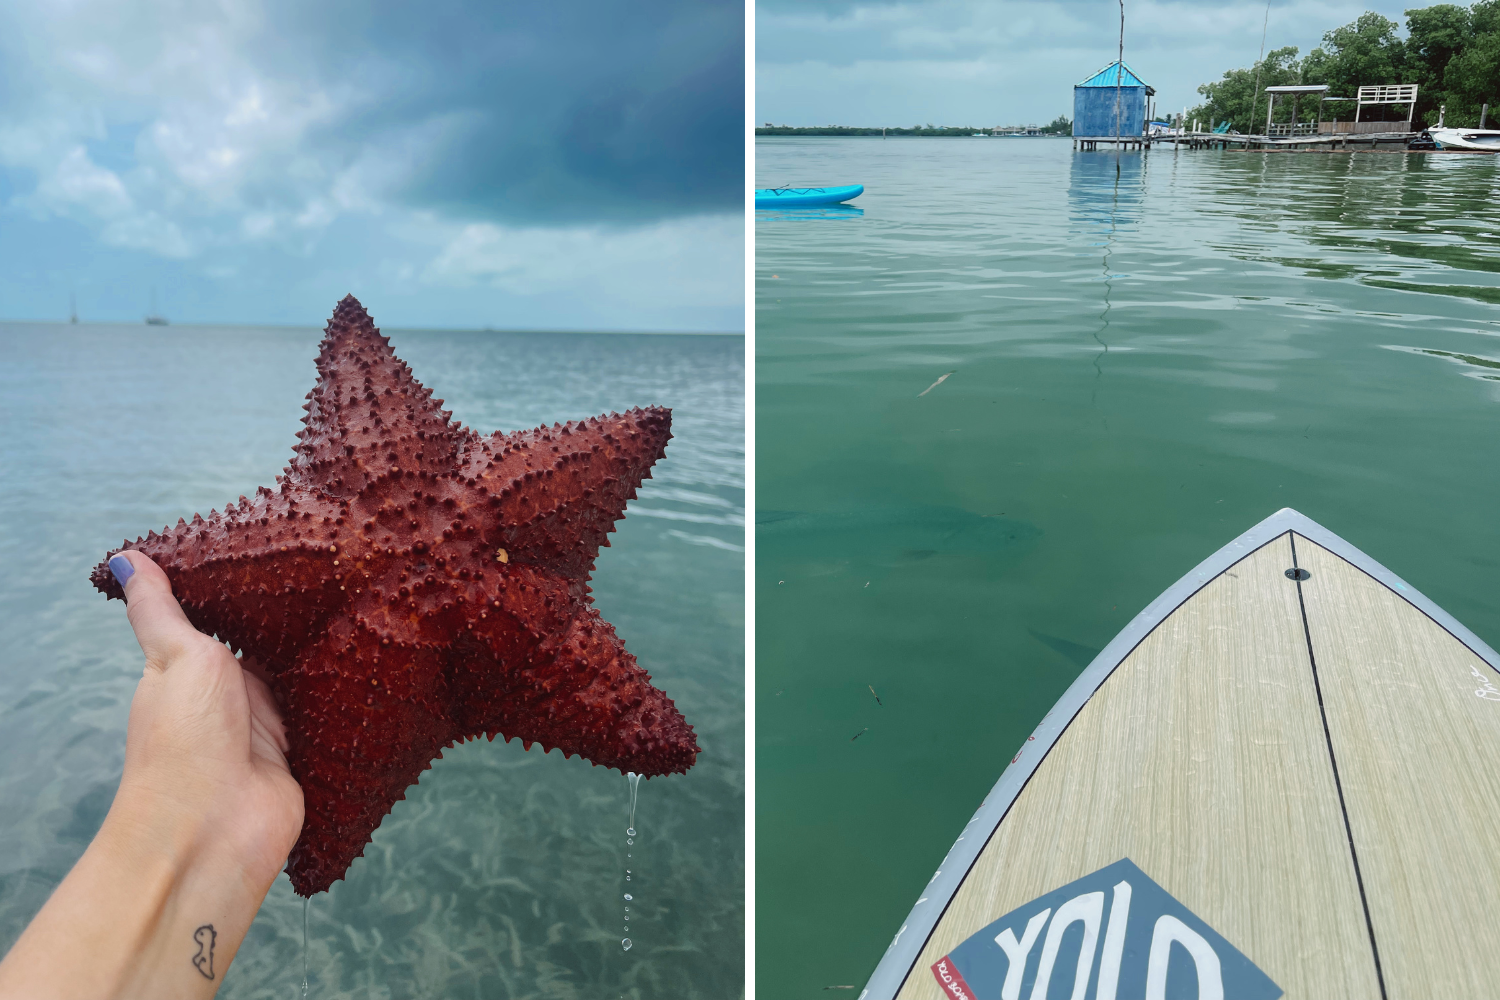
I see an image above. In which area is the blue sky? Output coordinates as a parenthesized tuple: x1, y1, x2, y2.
(757, 0, 1422, 128)
(0, 0, 744, 332)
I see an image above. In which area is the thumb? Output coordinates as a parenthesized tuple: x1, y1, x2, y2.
(108, 551, 207, 672)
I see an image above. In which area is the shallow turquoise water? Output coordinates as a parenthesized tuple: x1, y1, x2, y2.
(0, 323, 743, 998)
(755, 137, 1500, 996)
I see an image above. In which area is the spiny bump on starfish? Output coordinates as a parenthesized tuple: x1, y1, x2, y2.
(90, 295, 698, 895)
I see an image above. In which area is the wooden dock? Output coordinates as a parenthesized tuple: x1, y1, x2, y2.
(1074, 129, 1418, 151)
(1073, 135, 1153, 151)
(862, 508, 1500, 1000)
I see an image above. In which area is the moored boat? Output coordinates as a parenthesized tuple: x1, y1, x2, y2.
(144, 286, 169, 325)
(1429, 126, 1500, 151)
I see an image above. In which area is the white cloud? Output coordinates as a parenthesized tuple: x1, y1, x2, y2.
(33, 146, 133, 219)
(0, 0, 441, 262)
(421, 214, 744, 309)
(12, 144, 192, 256)
(0, 0, 360, 258)
(100, 211, 193, 257)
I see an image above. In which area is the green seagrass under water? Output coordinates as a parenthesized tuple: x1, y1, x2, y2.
(755, 137, 1500, 997)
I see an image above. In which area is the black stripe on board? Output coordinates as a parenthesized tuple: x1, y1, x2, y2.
(1289, 532, 1388, 1000)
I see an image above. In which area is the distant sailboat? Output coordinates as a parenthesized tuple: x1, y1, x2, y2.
(69, 293, 78, 325)
(144, 287, 169, 326)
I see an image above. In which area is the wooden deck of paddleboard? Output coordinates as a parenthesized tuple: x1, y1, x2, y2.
(866, 510, 1500, 1000)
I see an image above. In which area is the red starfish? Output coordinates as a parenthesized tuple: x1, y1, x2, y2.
(90, 296, 698, 895)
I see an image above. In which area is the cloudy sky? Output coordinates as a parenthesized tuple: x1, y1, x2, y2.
(0, 0, 743, 332)
(757, 0, 1420, 128)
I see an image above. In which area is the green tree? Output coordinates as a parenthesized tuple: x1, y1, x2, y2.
(1442, 0, 1500, 123)
(1186, 46, 1304, 133)
(1303, 13, 1408, 122)
(1404, 4, 1472, 123)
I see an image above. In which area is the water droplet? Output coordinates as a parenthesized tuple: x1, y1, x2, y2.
(621, 775, 643, 956)
(301, 896, 310, 997)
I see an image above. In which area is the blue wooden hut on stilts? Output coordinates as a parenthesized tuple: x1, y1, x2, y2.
(1072, 61, 1155, 150)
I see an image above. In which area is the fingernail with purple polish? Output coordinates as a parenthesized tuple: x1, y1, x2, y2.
(109, 554, 135, 587)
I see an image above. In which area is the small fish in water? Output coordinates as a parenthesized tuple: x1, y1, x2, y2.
(918, 371, 954, 397)
(868, 685, 882, 706)
(824, 987, 857, 991)
(851, 728, 868, 741)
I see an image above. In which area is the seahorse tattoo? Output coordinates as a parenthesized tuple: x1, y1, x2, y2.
(192, 924, 217, 980)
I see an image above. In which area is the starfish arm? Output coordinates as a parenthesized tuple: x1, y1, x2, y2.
(289, 296, 463, 495)
(279, 624, 452, 896)
(90, 491, 352, 668)
(469, 407, 672, 580)
(458, 602, 698, 777)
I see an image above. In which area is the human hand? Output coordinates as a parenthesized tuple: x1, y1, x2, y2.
(110, 549, 304, 887)
(0, 551, 305, 998)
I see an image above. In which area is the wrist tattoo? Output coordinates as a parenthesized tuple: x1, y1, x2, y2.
(192, 924, 217, 980)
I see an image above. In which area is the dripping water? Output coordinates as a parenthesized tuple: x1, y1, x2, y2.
(627, 770, 640, 837)
(622, 771, 641, 954)
(301, 896, 309, 998)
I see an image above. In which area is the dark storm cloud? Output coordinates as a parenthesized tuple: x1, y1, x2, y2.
(254, 0, 744, 224)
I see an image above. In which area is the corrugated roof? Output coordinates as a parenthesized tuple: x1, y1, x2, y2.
(1076, 61, 1149, 88)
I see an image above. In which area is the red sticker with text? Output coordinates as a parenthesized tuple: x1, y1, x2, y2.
(930, 955, 976, 1000)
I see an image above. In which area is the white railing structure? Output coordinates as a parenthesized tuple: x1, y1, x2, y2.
(1355, 84, 1418, 128)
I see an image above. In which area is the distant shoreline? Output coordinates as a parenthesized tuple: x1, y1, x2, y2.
(756, 126, 1069, 137)
(0, 319, 744, 337)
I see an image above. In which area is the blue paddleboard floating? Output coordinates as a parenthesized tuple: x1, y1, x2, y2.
(754, 184, 864, 208)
